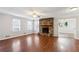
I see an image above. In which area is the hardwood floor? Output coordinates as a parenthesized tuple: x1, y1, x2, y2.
(0, 34, 79, 52)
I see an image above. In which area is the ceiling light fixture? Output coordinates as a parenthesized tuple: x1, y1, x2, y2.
(70, 7, 78, 11)
(32, 11, 41, 19)
(32, 12, 37, 18)
(32, 11, 38, 18)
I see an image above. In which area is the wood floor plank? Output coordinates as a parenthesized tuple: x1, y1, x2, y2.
(0, 34, 79, 52)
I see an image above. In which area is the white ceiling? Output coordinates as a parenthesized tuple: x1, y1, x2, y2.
(0, 7, 79, 19)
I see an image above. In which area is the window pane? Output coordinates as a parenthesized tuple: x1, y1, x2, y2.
(34, 20, 39, 33)
(26, 20, 33, 33)
(12, 18, 21, 32)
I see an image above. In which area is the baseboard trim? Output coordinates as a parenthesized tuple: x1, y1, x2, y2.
(0, 34, 27, 40)
(0, 33, 39, 40)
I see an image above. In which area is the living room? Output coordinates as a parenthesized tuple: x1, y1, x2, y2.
(0, 7, 79, 52)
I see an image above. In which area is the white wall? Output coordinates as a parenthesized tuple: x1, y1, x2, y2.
(0, 13, 29, 38)
(0, 13, 40, 39)
(1, 13, 79, 39)
(75, 17, 79, 39)
(58, 18, 76, 33)
(58, 18, 76, 38)
(54, 15, 79, 39)
(0, 14, 12, 37)
(54, 18, 58, 36)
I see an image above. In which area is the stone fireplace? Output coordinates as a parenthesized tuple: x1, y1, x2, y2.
(39, 18, 54, 36)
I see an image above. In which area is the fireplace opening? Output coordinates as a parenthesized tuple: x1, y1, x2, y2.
(42, 28, 49, 34)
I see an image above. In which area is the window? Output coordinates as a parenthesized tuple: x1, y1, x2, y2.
(26, 20, 33, 33)
(12, 18, 21, 32)
(26, 20, 39, 33)
(34, 20, 39, 33)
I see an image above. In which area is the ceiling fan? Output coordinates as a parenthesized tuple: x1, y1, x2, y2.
(27, 10, 45, 19)
(32, 11, 41, 18)
(70, 7, 79, 11)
